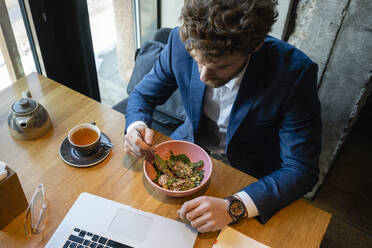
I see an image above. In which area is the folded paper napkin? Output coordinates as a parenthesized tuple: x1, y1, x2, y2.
(213, 227, 270, 248)
(0, 161, 8, 182)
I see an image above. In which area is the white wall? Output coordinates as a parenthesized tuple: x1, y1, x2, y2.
(160, 0, 293, 40)
(161, 0, 183, 28)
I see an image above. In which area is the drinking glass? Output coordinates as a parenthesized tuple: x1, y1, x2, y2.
(24, 184, 47, 236)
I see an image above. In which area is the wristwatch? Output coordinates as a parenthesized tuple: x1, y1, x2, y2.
(225, 196, 248, 224)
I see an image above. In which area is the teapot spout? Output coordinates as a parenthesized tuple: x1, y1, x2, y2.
(16, 117, 31, 129)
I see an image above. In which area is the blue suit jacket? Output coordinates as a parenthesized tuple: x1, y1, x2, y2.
(125, 28, 321, 223)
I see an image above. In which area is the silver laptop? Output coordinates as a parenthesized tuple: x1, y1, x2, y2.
(45, 193, 197, 248)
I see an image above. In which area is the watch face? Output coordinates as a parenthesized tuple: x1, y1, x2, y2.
(230, 200, 244, 217)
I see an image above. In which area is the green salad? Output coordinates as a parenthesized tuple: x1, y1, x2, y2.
(152, 151, 204, 191)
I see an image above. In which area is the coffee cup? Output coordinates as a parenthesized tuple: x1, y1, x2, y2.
(68, 123, 101, 156)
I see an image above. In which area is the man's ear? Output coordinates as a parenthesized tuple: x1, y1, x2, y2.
(253, 42, 264, 53)
(189, 49, 197, 58)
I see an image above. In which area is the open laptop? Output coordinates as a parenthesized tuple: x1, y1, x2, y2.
(45, 193, 197, 248)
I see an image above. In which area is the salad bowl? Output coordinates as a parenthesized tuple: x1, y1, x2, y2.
(143, 140, 212, 197)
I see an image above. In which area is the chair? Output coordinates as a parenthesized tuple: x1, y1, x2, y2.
(112, 28, 186, 136)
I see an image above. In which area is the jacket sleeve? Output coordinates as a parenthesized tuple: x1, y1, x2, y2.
(243, 63, 321, 223)
(124, 29, 179, 131)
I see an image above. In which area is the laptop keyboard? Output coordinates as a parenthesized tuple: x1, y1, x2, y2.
(62, 227, 134, 248)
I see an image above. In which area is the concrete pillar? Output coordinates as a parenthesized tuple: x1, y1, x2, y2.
(287, 0, 372, 198)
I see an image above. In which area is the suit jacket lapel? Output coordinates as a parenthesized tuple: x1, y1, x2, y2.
(226, 48, 268, 148)
(189, 61, 206, 133)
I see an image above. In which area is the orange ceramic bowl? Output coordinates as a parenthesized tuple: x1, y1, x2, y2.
(143, 140, 212, 197)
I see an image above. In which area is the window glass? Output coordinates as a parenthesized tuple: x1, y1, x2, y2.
(0, 0, 36, 90)
(87, 0, 128, 107)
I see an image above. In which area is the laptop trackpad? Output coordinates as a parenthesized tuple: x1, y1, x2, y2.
(108, 208, 153, 242)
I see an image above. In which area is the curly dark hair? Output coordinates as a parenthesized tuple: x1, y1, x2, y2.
(179, 0, 278, 61)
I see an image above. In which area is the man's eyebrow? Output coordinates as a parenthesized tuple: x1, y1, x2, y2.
(213, 63, 231, 69)
(197, 61, 229, 69)
(209, 63, 232, 69)
(194, 57, 232, 68)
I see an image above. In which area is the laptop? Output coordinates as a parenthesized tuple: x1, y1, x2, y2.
(45, 193, 198, 248)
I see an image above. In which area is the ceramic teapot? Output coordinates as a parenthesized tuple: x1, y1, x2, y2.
(8, 91, 52, 140)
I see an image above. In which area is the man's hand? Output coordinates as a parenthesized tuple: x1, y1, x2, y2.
(124, 124, 154, 157)
(178, 196, 233, 233)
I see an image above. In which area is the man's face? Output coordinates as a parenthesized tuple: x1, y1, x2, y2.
(192, 52, 249, 88)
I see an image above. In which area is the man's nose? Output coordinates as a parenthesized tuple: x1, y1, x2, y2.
(199, 66, 213, 82)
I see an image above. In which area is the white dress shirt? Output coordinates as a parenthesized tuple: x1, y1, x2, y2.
(127, 63, 259, 218)
(201, 64, 259, 218)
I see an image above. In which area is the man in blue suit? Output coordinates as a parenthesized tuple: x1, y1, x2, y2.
(124, 0, 321, 232)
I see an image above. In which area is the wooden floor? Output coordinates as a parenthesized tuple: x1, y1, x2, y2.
(313, 107, 372, 247)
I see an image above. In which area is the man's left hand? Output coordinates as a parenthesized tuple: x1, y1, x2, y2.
(178, 196, 233, 233)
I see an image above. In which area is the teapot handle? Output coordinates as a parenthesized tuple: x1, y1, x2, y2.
(22, 91, 32, 99)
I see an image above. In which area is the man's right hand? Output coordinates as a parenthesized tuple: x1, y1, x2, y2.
(124, 124, 154, 158)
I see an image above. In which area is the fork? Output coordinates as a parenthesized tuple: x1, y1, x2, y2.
(135, 128, 155, 162)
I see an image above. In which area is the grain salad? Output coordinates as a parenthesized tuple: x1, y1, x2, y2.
(152, 151, 205, 191)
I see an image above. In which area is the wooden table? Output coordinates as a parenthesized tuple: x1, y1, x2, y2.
(0, 73, 331, 248)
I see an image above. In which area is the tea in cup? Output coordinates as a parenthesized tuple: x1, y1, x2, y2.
(68, 123, 101, 156)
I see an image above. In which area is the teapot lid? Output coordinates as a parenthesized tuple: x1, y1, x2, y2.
(11, 98, 38, 115)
